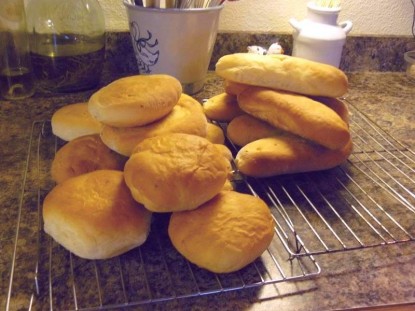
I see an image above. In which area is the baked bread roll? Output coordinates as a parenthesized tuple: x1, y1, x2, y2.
(43, 170, 152, 260)
(88, 74, 182, 127)
(235, 136, 353, 177)
(224, 80, 248, 96)
(203, 93, 244, 122)
(124, 133, 230, 213)
(51, 134, 126, 184)
(238, 86, 350, 150)
(51, 102, 102, 141)
(311, 96, 350, 125)
(206, 122, 225, 144)
(227, 114, 284, 147)
(101, 94, 208, 156)
(216, 53, 348, 97)
(168, 191, 274, 273)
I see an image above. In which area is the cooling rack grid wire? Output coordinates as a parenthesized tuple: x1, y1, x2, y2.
(5, 121, 319, 310)
(4, 97, 414, 310)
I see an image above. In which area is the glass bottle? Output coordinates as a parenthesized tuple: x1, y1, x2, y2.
(0, 0, 35, 100)
(26, 0, 106, 93)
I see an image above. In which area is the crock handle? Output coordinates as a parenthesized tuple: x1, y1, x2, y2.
(289, 18, 302, 32)
(339, 20, 353, 34)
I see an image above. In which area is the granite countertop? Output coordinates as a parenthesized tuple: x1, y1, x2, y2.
(0, 70, 414, 311)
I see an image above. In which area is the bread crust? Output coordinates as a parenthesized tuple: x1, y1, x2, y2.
(203, 93, 244, 122)
(51, 134, 126, 184)
(206, 122, 225, 144)
(51, 102, 102, 141)
(43, 170, 152, 259)
(124, 133, 230, 213)
(216, 53, 348, 97)
(238, 87, 350, 150)
(168, 191, 274, 273)
(100, 94, 208, 156)
(227, 114, 284, 146)
(88, 75, 182, 127)
(235, 136, 353, 177)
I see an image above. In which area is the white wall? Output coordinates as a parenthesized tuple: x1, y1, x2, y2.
(102, 0, 414, 36)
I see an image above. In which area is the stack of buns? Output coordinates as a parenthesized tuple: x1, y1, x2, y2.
(205, 53, 353, 177)
(43, 74, 274, 273)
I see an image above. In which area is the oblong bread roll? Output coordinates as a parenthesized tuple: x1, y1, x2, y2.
(311, 96, 350, 125)
(238, 86, 350, 150)
(203, 93, 244, 122)
(216, 53, 348, 98)
(227, 114, 284, 147)
(235, 136, 353, 177)
(224, 80, 249, 96)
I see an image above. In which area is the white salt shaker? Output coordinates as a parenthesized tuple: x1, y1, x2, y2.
(289, 1, 352, 68)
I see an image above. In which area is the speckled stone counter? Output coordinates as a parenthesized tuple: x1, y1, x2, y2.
(1, 33, 415, 310)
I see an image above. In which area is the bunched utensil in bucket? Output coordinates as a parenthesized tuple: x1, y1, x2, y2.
(124, 1, 223, 94)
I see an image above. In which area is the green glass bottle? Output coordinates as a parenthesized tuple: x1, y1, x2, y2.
(26, 0, 106, 93)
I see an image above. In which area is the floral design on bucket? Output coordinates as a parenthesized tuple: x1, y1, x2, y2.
(130, 22, 159, 73)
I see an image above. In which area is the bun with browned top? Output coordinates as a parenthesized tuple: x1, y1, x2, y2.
(124, 133, 230, 213)
(51, 102, 101, 141)
(88, 74, 182, 127)
(168, 191, 274, 273)
(43, 170, 152, 260)
(51, 134, 126, 184)
(100, 94, 208, 157)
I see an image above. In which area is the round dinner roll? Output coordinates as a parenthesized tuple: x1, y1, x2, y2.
(43, 170, 152, 260)
(168, 191, 274, 273)
(51, 102, 102, 141)
(101, 94, 208, 156)
(206, 122, 225, 144)
(124, 133, 230, 213)
(51, 134, 126, 184)
(88, 74, 182, 127)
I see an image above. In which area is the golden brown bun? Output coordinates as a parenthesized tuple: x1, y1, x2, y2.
(101, 94, 208, 156)
(216, 53, 348, 97)
(43, 170, 152, 260)
(224, 80, 249, 96)
(203, 93, 244, 122)
(88, 75, 182, 127)
(124, 133, 230, 213)
(214, 144, 233, 162)
(227, 114, 284, 147)
(235, 136, 353, 177)
(238, 86, 350, 150)
(206, 122, 225, 144)
(168, 191, 274, 273)
(51, 103, 102, 141)
(51, 134, 126, 184)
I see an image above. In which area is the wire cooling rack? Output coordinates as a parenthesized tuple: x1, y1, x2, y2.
(4, 121, 320, 310)
(4, 98, 414, 310)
